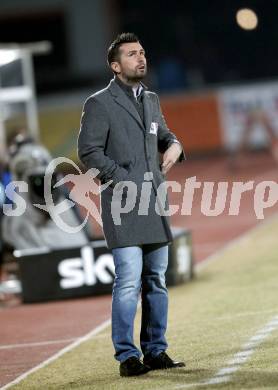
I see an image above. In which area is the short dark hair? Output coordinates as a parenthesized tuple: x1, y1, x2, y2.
(107, 32, 139, 66)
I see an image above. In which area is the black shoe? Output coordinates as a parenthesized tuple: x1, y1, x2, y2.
(143, 351, 185, 370)
(120, 356, 150, 377)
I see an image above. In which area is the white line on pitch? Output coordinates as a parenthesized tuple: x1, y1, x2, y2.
(0, 330, 112, 351)
(0, 338, 80, 350)
(0, 318, 111, 390)
(173, 314, 278, 389)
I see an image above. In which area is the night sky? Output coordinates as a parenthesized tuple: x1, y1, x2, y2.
(1, 0, 277, 92)
(120, 0, 278, 85)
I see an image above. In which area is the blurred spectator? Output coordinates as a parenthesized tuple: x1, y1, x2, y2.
(2, 134, 91, 251)
(0, 163, 4, 282)
(0, 146, 10, 282)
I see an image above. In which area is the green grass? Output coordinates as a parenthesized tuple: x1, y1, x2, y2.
(11, 216, 278, 389)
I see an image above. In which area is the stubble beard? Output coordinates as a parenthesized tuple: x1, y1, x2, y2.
(122, 67, 147, 84)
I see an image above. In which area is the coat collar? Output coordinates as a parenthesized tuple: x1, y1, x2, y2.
(108, 78, 152, 133)
(114, 76, 144, 99)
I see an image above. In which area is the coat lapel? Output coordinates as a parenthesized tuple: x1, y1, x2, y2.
(142, 92, 152, 135)
(108, 79, 144, 130)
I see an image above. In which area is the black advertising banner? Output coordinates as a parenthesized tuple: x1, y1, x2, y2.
(15, 228, 193, 303)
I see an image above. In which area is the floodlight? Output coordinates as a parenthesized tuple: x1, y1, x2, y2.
(0, 49, 20, 66)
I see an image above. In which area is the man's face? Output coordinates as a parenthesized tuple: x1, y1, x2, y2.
(112, 42, 147, 82)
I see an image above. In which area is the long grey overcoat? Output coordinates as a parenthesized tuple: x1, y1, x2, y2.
(78, 78, 185, 249)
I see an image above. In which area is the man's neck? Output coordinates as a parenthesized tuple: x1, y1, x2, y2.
(116, 74, 140, 88)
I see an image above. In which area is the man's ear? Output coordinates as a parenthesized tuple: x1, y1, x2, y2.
(111, 61, 121, 74)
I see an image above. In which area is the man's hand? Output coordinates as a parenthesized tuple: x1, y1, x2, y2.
(161, 142, 183, 174)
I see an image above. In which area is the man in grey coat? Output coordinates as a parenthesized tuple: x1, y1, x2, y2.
(78, 33, 185, 376)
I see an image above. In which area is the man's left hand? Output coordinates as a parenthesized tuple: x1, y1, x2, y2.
(161, 143, 183, 174)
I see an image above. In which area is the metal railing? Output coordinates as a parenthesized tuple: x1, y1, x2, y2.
(0, 41, 52, 148)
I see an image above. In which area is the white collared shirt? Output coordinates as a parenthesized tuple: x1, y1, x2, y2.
(132, 84, 143, 100)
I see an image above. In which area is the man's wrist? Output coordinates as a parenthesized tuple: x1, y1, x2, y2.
(170, 140, 183, 154)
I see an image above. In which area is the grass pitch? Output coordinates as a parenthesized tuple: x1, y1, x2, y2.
(10, 216, 278, 389)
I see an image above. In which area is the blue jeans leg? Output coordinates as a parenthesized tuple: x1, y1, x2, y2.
(111, 246, 143, 362)
(140, 243, 169, 357)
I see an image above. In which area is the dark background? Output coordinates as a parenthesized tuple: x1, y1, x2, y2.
(0, 0, 276, 94)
